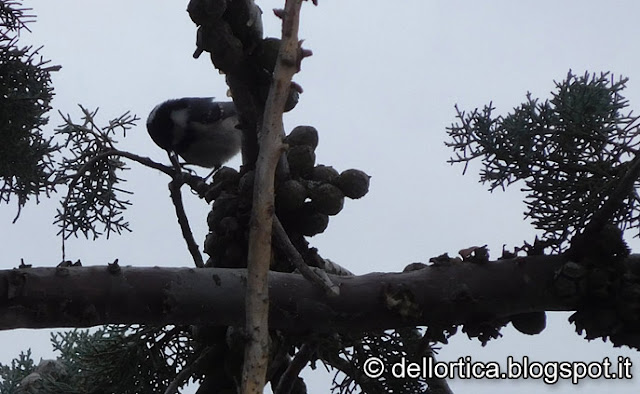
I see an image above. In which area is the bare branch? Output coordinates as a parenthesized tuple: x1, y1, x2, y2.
(243, 0, 306, 392)
(169, 177, 205, 268)
(274, 344, 314, 394)
(0, 254, 609, 331)
(164, 347, 213, 394)
(273, 217, 339, 296)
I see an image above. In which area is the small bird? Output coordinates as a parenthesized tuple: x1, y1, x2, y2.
(146, 97, 242, 169)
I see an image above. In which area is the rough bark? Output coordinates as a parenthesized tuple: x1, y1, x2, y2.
(4, 254, 631, 331)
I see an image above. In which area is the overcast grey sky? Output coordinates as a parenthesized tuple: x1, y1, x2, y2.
(2, 1, 639, 393)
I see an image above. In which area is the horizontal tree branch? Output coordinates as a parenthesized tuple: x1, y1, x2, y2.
(3, 254, 629, 332)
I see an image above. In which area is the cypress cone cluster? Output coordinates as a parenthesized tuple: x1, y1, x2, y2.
(203, 125, 370, 269)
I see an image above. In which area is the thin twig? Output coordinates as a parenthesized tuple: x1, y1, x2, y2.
(570, 152, 640, 255)
(169, 177, 205, 268)
(288, 237, 354, 276)
(585, 153, 640, 234)
(69, 149, 174, 178)
(164, 347, 213, 394)
(274, 344, 314, 394)
(273, 217, 339, 296)
(166, 152, 205, 268)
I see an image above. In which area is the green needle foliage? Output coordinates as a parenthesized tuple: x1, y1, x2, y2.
(0, 350, 34, 393)
(0, 326, 196, 394)
(447, 71, 640, 249)
(0, 1, 59, 218)
(1, 1, 136, 246)
(321, 329, 430, 394)
(54, 106, 138, 242)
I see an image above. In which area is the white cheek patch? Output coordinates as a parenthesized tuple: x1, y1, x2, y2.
(170, 108, 189, 128)
(170, 108, 189, 144)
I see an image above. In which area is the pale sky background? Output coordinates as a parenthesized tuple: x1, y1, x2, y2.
(1, 1, 639, 393)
